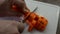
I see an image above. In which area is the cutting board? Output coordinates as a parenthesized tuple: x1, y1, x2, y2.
(22, 0, 60, 34)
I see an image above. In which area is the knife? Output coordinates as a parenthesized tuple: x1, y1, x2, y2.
(23, 7, 38, 23)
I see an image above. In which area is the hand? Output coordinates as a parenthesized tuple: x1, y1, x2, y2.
(0, 0, 29, 17)
(0, 20, 24, 34)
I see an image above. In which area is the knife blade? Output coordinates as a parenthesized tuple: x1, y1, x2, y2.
(23, 7, 38, 22)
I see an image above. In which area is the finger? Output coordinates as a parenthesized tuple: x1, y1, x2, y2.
(17, 22, 25, 33)
(13, 0, 25, 8)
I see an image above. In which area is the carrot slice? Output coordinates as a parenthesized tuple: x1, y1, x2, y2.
(28, 25, 33, 32)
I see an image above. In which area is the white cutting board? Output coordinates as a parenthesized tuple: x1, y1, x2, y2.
(22, 0, 60, 34)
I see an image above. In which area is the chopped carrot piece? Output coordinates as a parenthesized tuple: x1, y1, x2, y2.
(28, 25, 33, 32)
(25, 12, 48, 32)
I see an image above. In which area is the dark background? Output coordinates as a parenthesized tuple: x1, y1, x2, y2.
(35, 0, 60, 6)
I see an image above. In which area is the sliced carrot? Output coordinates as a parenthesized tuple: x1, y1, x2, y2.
(28, 25, 33, 32)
